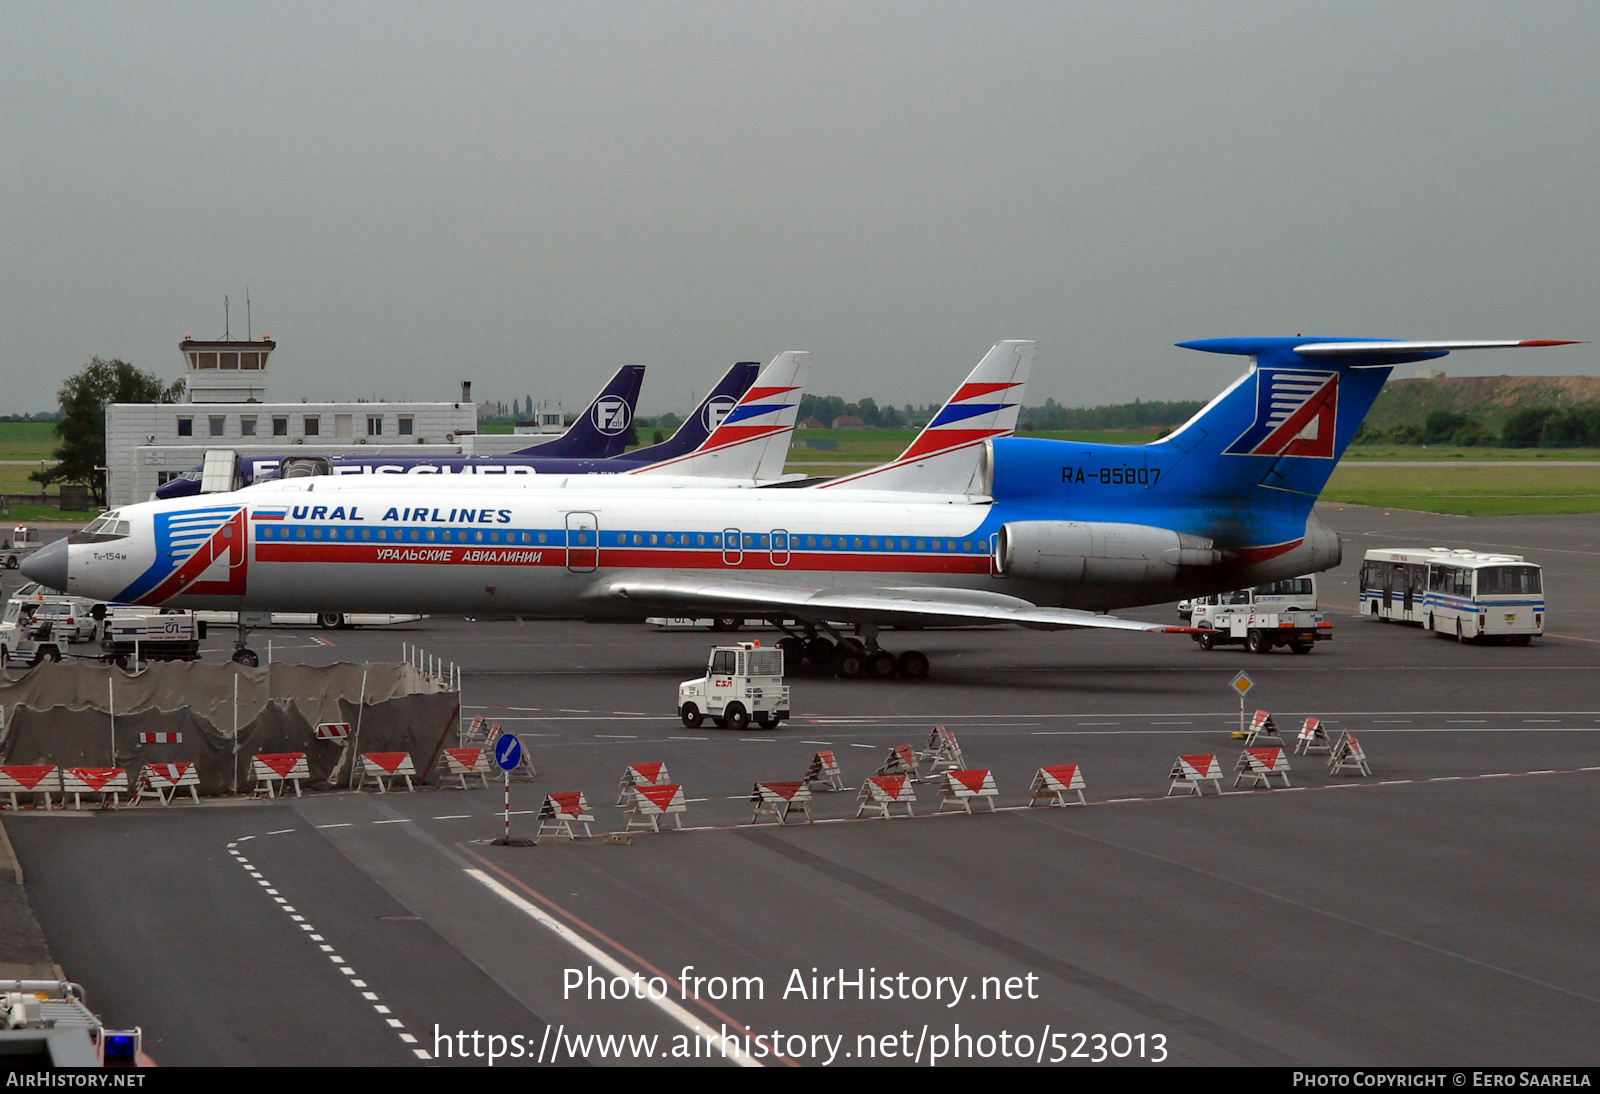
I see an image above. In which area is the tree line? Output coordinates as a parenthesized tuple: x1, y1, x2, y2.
(1355, 405, 1600, 448)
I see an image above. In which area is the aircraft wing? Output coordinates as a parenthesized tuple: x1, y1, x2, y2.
(593, 572, 1195, 634)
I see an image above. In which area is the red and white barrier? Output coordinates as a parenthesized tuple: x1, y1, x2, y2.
(802, 750, 846, 792)
(936, 769, 999, 814)
(357, 752, 417, 793)
(916, 724, 966, 778)
(1166, 754, 1224, 797)
(314, 722, 350, 741)
(1239, 710, 1283, 746)
(0, 766, 60, 811)
(443, 748, 493, 790)
(139, 732, 182, 745)
(855, 775, 917, 819)
(749, 781, 813, 825)
(616, 762, 671, 805)
(622, 784, 687, 832)
(135, 763, 200, 806)
(1028, 765, 1087, 807)
(251, 753, 310, 798)
(537, 792, 595, 840)
(1233, 747, 1292, 789)
(876, 744, 921, 782)
(1327, 732, 1372, 777)
(463, 714, 488, 743)
(1294, 717, 1331, 755)
(62, 768, 129, 810)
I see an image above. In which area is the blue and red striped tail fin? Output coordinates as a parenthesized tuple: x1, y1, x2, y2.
(822, 340, 1034, 494)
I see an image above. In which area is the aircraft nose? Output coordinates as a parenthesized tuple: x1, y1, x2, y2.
(21, 537, 68, 592)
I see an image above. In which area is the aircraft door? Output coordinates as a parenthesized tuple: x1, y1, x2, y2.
(770, 529, 790, 567)
(565, 511, 598, 573)
(722, 528, 742, 567)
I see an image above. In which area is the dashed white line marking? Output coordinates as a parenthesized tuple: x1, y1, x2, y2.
(738, 738, 776, 743)
(316, 823, 353, 829)
(433, 815, 472, 820)
(267, 828, 296, 835)
(669, 736, 708, 741)
(595, 734, 637, 739)
(228, 839, 429, 1061)
(799, 740, 832, 745)
(849, 743, 876, 749)
(373, 819, 412, 825)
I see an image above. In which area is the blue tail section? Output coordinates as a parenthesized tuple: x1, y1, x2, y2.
(989, 336, 1417, 550)
(607, 362, 760, 466)
(512, 365, 646, 457)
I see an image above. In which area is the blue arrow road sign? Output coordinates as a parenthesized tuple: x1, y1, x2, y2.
(495, 733, 523, 772)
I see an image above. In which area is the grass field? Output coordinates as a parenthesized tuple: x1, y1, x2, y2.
(1321, 464, 1600, 515)
(0, 422, 58, 460)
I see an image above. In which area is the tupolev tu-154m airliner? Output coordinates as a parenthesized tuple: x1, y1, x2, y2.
(27, 337, 1576, 678)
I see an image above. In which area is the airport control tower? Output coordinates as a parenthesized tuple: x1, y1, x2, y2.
(178, 334, 277, 403)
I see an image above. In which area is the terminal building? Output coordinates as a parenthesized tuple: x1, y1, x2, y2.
(105, 336, 551, 507)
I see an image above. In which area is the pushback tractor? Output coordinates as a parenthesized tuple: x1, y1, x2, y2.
(679, 642, 790, 730)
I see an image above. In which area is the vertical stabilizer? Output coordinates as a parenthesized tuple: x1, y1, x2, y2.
(821, 340, 1034, 494)
(513, 365, 646, 457)
(632, 352, 810, 482)
(611, 362, 760, 466)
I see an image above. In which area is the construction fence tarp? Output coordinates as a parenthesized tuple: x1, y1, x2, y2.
(0, 662, 459, 795)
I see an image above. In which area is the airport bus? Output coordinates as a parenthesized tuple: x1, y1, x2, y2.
(1358, 547, 1544, 644)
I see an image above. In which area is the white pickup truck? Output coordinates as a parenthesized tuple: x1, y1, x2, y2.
(1189, 580, 1332, 655)
(678, 642, 791, 730)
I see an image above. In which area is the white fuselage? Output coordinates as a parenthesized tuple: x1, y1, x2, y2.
(67, 477, 1012, 617)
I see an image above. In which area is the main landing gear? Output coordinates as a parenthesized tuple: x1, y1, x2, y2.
(775, 622, 929, 681)
(231, 619, 260, 668)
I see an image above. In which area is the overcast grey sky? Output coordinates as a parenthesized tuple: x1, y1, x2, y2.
(3, 2, 1597, 416)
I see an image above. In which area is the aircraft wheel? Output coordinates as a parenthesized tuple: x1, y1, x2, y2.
(680, 703, 703, 729)
(866, 650, 897, 679)
(805, 637, 836, 665)
(1246, 630, 1271, 655)
(832, 646, 864, 679)
(724, 703, 750, 731)
(897, 650, 929, 680)
(233, 647, 260, 668)
(1197, 631, 1216, 651)
(778, 637, 806, 663)
(712, 617, 742, 632)
(318, 612, 342, 630)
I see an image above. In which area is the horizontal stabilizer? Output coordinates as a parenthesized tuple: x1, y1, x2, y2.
(1294, 339, 1581, 359)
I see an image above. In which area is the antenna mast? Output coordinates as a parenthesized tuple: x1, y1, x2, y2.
(224, 294, 230, 340)
(246, 290, 251, 341)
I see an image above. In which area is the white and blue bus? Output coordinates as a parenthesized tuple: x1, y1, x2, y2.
(1358, 548, 1544, 644)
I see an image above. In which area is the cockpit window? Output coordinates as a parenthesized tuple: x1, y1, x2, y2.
(69, 513, 130, 544)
